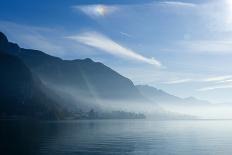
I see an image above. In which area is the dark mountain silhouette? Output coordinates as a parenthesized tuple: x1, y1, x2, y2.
(19, 54, 143, 101)
(0, 31, 152, 120)
(0, 32, 145, 104)
(0, 51, 65, 119)
(0, 32, 203, 119)
(136, 85, 210, 106)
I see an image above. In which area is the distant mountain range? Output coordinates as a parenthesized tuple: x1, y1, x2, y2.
(136, 85, 211, 106)
(0, 32, 209, 119)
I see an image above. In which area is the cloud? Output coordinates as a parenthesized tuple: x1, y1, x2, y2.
(67, 31, 162, 67)
(163, 78, 192, 84)
(217, 79, 232, 83)
(198, 84, 232, 91)
(159, 0, 232, 33)
(175, 40, 232, 54)
(162, 75, 232, 85)
(0, 21, 102, 59)
(203, 75, 232, 82)
(159, 1, 197, 8)
(0, 21, 65, 55)
(72, 4, 119, 17)
(120, 32, 132, 38)
(73, 1, 197, 19)
(200, 0, 232, 32)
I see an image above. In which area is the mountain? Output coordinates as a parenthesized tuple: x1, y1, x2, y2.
(136, 85, 210, 106)
(136, 85, 181, 104)
(0, 32, 151, 115)
(0, 32, 201, 119)
(0, 51, 65, 119)
(0, 32, 144, 103)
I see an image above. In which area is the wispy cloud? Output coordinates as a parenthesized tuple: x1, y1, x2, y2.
(203, 75, 232, 82)
(198, 84, 232, 91)
(199, 0, 232, 32)
(163, 78, 192, 84)
(120, 32, 132, 38)
(217, 79, 232, 83)
(159, 1, 197, 8)
(72, 4, 119, 17)
(67, 31, 162, 67)
(162, 75, 232, 85)
(0, 21, 65, 55)
(73, 1, 197, 19)
(177, 40, 232, 54)
(0, 21, 101, 59)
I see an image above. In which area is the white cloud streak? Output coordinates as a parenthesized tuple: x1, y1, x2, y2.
(203, 75, 232, 82)
(177, 40, 232, 54)
(159, 1, 197, 8)
(217, 79, 232, 83)
(67, 31, 162, 67)
(120, 32, 132, 38)
(163, 79, 193, 84)
(72, 4, 119, 17)
(198, 84, 232, 91)
(0, 21, 102, 59)
(162, 75, 232, 85)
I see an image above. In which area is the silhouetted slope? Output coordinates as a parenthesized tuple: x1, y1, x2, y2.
(0, 32, 144, 102)
(17, 51, 142, 100)
(0, 32, 200, 119)
(0, 51, 64, 119)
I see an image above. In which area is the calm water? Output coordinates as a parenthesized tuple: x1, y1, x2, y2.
(1, 120, 232, 155)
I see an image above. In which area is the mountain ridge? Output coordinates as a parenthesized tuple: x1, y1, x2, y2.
(0, 32, 144, 102)
(0, 31, 202, 119)
(0, 31, 151, 119)
(0, 51, 66, 119)
(136, 85, 211, 106)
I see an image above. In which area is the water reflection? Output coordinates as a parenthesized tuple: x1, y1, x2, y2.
(1, 120, 232, 155)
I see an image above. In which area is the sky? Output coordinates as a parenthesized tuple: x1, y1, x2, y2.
(1, 0, 232, 103)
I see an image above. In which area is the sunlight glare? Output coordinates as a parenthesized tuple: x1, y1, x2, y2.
(95, 5, 106, 16)
(225, 0, 232, 23)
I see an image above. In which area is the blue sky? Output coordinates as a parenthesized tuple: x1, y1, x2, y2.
(1, 0, 232, 102)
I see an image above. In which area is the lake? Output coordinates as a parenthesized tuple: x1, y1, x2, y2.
(1, 120, 232, 155)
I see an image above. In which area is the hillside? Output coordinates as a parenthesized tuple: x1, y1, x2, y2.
(0, 51, 65, 119)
